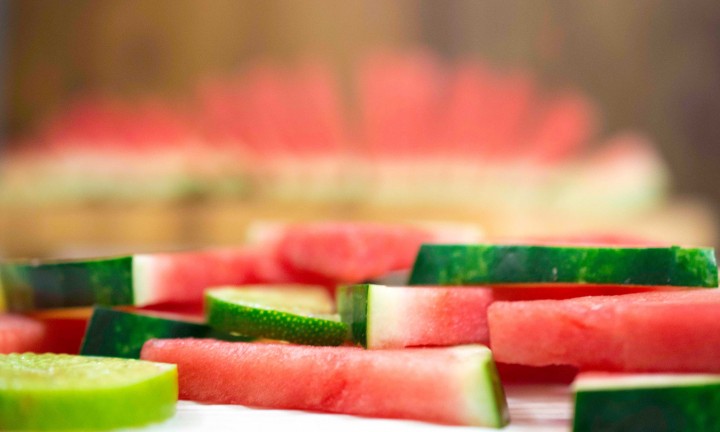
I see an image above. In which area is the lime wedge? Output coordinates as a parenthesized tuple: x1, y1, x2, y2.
(206, 285, 348, 346)
(0, 353, 177, 430)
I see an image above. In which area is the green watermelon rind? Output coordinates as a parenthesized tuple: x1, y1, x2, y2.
(0, 257, 134, 312)
(337, 284, 369, 347)
(409, 245, 718, 287)
(80, 307, 250, 359)
(460, 345, 510, 428)
(572, 374, 720, 431)
(0, 254, 207, 312)
(0, 353, 177, 430)
(206, 288, 349, 346)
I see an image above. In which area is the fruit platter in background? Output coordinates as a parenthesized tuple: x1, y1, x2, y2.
(1, 221, 719, 431)
(0, 51, 715, 257)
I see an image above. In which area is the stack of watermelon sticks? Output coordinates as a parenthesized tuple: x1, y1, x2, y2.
(0, 52, 668, 220)
(0, 221, 718, 431)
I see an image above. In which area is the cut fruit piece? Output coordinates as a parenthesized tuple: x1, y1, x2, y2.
(141, 339, 509, 427)
(488, 289, 720, 372)
(0, 247, 260, 312)
(0, 353, 177, 430)
(409, 244, 718, 287)
(1, 256, 134, 311)
(572, 372, 720, 431)
(81, 307, 249, 359)
(132, 247, 259, 306)
(136, 302, 205, 319)
(0, 315, 45, 353)
(490, 284, 680, 302)
(271, 222, 482, 284)
(206, 285, 348, 346)
(338, 284, 493, 349)
(26, 308, 91, 354)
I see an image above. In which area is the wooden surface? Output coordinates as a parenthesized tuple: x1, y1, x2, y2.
(0, 199, 715, 258)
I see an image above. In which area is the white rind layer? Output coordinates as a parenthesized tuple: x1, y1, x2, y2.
(366, 285, 411, 349)
(454, 345, 508, 428)
(574, 373, 720, 391)
(132, 255, 162, 307)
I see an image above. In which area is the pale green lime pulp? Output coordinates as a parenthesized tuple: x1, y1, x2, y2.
(0, 353, 178, 430)
(209, 286, 335, 316)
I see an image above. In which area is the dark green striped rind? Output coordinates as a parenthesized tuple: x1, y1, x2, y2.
(337, 284, 369, 347)
(81, 307, 250, 359)
(206, 291, 348, 346)
(0, 257, 134, 312)
(409, 245, 718, 287)
(573, 379, 720, 431)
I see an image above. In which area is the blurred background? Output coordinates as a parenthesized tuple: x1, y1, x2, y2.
(1, 0, 719, 257)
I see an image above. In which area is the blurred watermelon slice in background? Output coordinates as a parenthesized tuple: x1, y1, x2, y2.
(0, 50, 712, 255)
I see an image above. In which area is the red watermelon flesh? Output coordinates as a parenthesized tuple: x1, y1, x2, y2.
(496, 363, 578, 385)
(135, 302, 205, 321)
(441, 62, 494, 157)
(274, 222, 448, 283)
(239, 64, 296, 158)
(523, 91, 596, 164)
(358, 51, 443, 158)
(133, 247, 260, 306)
(481, 72, 538, 160)
(25, 308, 91, 354)
(141, 339, 508, 427)
(0, 314, 46, 353)
(285, 62, 347, 155)
(488, 289, 720, 372)
(365, 286, 494, 349)
(247, 245, 305, 284)
(490, 285, 681, 302)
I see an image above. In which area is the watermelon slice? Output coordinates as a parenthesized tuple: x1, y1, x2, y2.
(0, 315, 45, 353)
(488, 289, 720, 372)
(573, 372, 720, 431)
(409, 244, 718, 287)
(25, 307, 91, 354)
(132, 247, 259, 306)
(0, 353, 177, 430)
(205, 286, 347, 346)
(141, 339, 509, 427)
(1, 256, 134, 311)
(0, 247, 259, 311)
(338, 284, 493, 349)
(490, 284, 681, 302)
(271, 222, 481, 284)
(81, 307, 249, 359)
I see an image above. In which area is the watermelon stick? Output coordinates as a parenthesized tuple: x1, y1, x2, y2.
(80, 307, 251, 359)
(573, 372, 720, 431)
(141, 339, 509, 428)
(488, 289, 720, 372)
(0, 247, 259, 312)
(338, 284, 493, 349)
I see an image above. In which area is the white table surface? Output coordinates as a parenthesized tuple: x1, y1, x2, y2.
(134, 385, 572, 431)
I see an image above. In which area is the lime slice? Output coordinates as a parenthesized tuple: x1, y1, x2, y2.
(0, 353, 177, 430)
(206, 285, 348, 346)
